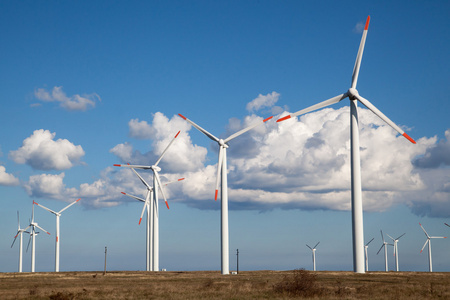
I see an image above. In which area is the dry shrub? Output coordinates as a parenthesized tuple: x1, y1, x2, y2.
(273, 269, 322, 297)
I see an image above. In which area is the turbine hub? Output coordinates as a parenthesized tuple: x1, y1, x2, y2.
(151, 165, 161, 172)
(347, 88, 359, 100)
(219, 139, 225, 146)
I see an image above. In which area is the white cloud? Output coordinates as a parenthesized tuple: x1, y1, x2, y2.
(24, 173, 76, 200)
(9, 129, 85, 170)
(128, 119, 153, 139)
(246, 91, 280, 112)
(34, 86, 100, 111)
(0, 165, 20, 186)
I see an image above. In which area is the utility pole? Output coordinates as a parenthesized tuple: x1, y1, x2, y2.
(103, 246, 107, 276)
(236, 249, 239, 274)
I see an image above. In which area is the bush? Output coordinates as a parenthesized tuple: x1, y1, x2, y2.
(273, 269, 322, 297)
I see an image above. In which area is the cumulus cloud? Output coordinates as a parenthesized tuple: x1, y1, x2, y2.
(413, 129, 450, 168)
(246, 91, 281, 113)
(0, 165, 20, 186)
(34, 86, 100, 111)
(9, 129, 85, 170)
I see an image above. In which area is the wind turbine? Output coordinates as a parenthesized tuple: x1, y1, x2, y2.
(276, 16, 416, 273)
(386, 232, 405, 272)
(306, 242, 320, 271)
(376, 230, 392, 272)
(178, 113, 273, 275)
(419, 223, 447, 272)
(120, 172, 184, 271)
(11, 211, 30, 273)
(34, 199, 80, 272)
(27, 201, 51, 272)
(114, 130, 180, 272)
(364, 237, 374, 272)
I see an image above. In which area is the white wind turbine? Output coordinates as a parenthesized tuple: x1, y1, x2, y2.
(364, 237, 374, 272)
(114, 130, 180, 272)
(419, 223, 447, 272)
(34, 198, 80, 272)
(27, 201, 51, 272)
(276, 16, 416, 273)
(306, 242, 320, 271)
(120, 170, 184, 271)
(386, 232, 405, 272)
(178, 113, 273, 275)
(377, 230, 392, 272)
(11, 211, 30, 273)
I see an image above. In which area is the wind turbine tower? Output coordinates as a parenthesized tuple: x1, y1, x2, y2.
(387, 233, 405, 272)
(28, 201, 51, 272)
(419, 223, 447, 272)
(11, 211, 30, 273)
(276, 16, 416, 273)
(178, 113, 272, 274)
(34, 199, 80, 272)
(115, 131, 181, 271)
(364, 237, 374, 272)
(377, 230, 392, 272)
(306, 242, 320, 271)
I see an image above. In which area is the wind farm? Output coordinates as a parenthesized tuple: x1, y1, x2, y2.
(2, 3, 450, 293)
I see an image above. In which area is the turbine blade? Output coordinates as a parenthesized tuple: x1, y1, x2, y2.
(351, 16, 370, 89)
(386, 233, 394, 241)
(17, 211, 20, 230)
(377, 244, 384, 255)
(380, 230, 385, 243)
(59, 198, 81, 214)
(121, 191, 146, 203)
(314, 242, 320, 249)
(276, 94, 347, 122)
(223, 116, 273, 143)
(366, 237, 374, 246)
(131, 168, 152, 190)
(178, 114, 219, 142)
(114, 164, 152, 170)
(354, 94, 416, 144)
(396, 233, 406, 240)
(35, 224, 50, 235)
(139, 191, 151, 225)
(430, 236, 447, 239)
(162, 177, 185, 187)
(419, 223, 430, 238)
(26, 234, 31, 252)
(11, 233, 19, 248)
(445, 223, 450, 227)
(34, 201, 58, 215)
(215, 146, 224, 201)
(420, 239, 429, 253)
(154, 131, 180, 167)
(154, 171, 169, 209)
(306, 244, 312, 250)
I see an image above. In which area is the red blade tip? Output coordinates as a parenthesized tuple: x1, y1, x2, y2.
(139, 218, 142, 225)
(178, 114, 186, 120)
(76, 198, 81, 202)
(277, 115, 291, 123)
(402, 133, 416, 144)
(175, 131, 180, 138)
(113, 164, 121, 167)
(365, 16, 370, 31)
(178, 178, 185, 181)
(166, 201, 170, 209)
(121, 192, 126, 195)
(263, 116, 273, 122)
(214, 190, 219, 201)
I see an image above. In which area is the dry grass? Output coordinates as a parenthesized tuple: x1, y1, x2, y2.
(0, 269, 449, 299)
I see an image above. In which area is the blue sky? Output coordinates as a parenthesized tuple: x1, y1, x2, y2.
(1, 1, 450, 273)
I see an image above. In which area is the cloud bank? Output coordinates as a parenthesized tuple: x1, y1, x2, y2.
(20, 95, 450, 217)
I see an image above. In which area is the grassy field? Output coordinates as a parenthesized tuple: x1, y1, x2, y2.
(0, 269, 449, 299)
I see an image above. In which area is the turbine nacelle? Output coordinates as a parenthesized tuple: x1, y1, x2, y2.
(151, 165, 161, 172)
(347, 88, 359, 100)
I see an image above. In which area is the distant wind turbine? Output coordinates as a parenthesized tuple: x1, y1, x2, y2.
(34, 199, 80, 272)
(28, 201, 51, 272)
(419, 223, 447, 272)
(115, 130, 180, 272)
(11, 211, 30, 273)
(306, 242, 320, 271)
(386, 233, 405, 272)
(120, 173, 184, 271)
(178, 113, 273, 275)
(376, 230, 392, 272)
(276, 16, 416, 273)
(364, 237, 374, 272)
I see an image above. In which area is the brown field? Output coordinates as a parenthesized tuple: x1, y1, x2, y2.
(0, 269, 449, 299)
